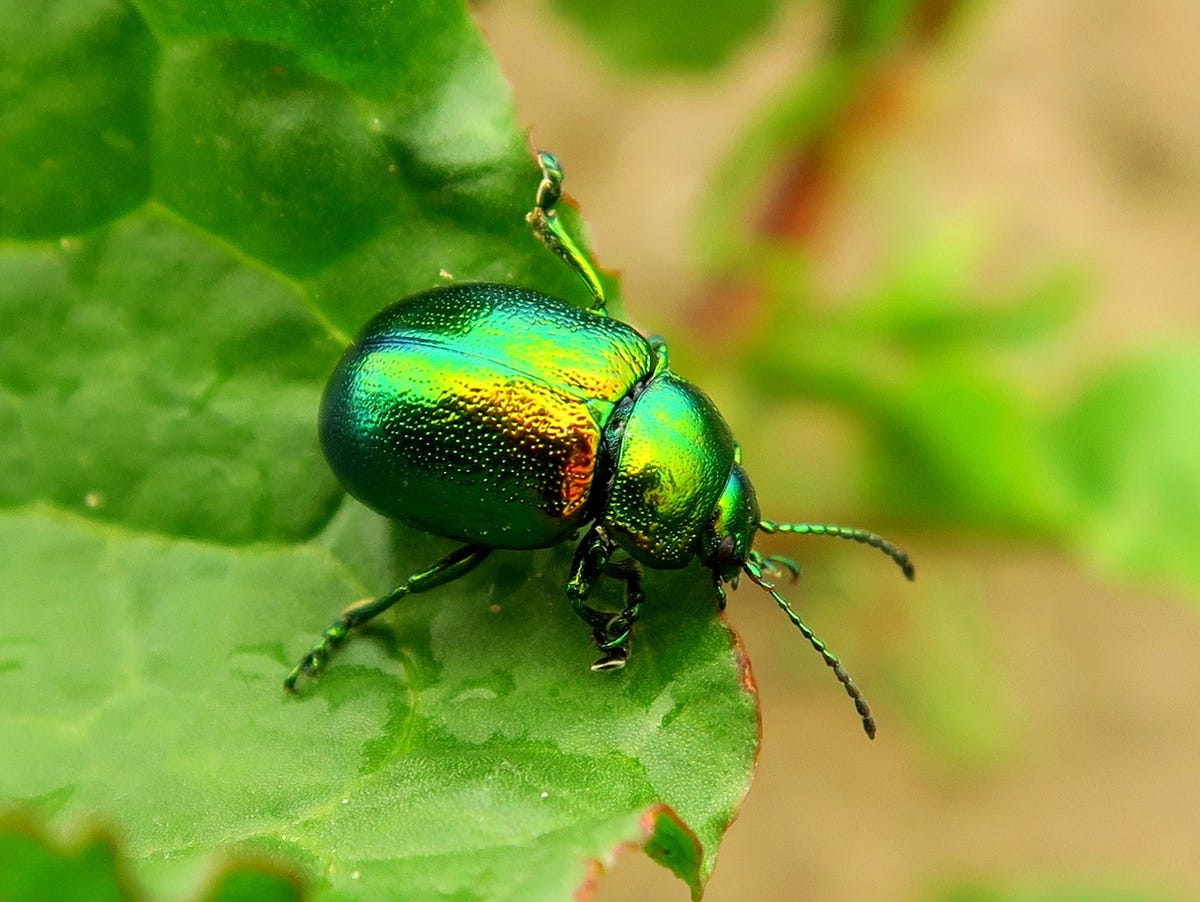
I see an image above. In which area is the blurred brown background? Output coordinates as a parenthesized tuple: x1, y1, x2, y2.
(478, 1, 1200, 899)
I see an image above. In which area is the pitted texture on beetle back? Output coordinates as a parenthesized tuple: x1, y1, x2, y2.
(320, 284, 655, 549)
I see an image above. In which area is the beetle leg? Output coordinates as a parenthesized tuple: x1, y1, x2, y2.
(647, 335, 670, 374)
(593, 557, 645, 670)
(566, 526, 615, 629)
(285, 543, 492, 690)
(526, 151, 608, 313)
(566, 526, 641, 671)
(748, 549, 802, 583)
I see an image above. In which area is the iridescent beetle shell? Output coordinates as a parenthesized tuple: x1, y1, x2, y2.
(320, 283, 655, 550)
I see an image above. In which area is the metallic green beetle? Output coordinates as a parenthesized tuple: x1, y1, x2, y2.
(286, 152, 914, 738)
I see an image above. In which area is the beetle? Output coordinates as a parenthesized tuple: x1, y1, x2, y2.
(286, 152, 914, 738)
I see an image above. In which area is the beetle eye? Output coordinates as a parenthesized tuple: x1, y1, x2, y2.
(714, 534, 738, 566)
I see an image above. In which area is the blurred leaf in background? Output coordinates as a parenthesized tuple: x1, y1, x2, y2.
(548, 0, 785, 71)
(555, 0, 1200, 605)
(0, 818, 303, 902)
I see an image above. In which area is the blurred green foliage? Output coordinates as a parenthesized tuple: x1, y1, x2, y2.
(560, 0, 1200, 645)
(934, 878, 1186, 902)
(548, 0, 784, 71)
(0, 817, 303, 902)
(559, 0, 1200, 602)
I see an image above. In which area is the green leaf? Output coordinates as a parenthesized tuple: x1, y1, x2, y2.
(745, 314, 1071, 534)
(0, 818, 303, 902)
(0, 0, 156, 238)
(0, 510, 752, 900)
(152, 39, 399, 277)
(0, 0, 758, 899)
(1052, 347, 1200, 595)
(845, 227, 1088, 351)
(0, 214, 342, 545)
(549, 0, 785, 72)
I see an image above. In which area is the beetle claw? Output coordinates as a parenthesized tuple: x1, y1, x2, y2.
(590, 650, 628, 671)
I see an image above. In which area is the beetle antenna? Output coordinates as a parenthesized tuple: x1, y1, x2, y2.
(758, 520, 915, 581)
(742, 559, 876, 739)
(526, 150, 608, 314)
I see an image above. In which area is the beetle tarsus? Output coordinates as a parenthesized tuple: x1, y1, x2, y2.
(590, 645, 629, 671)
(284, 617, 352, 691)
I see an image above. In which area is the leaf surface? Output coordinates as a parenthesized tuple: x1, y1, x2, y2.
(0, 0, 759, 898)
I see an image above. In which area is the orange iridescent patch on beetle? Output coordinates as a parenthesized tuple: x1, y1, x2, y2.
(560, 430, 596, 519)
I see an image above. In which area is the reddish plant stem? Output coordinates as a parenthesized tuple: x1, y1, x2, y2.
(688, 0, 968, 344)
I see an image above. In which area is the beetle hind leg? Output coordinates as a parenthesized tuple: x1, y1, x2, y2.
(285, 542, 492, 691)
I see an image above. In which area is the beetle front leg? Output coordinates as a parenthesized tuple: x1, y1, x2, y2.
(285, 543, 492, 690)
(566, 526, 643, 671)
(566, 526, 618, 651)
(593, 556, 645, 670)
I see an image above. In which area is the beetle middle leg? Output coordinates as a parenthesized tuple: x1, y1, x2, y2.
(285, 542, 492, 690)
(566, 525, 644, 671)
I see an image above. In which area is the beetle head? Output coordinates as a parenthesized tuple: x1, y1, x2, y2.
(700, 463, 759, 582)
